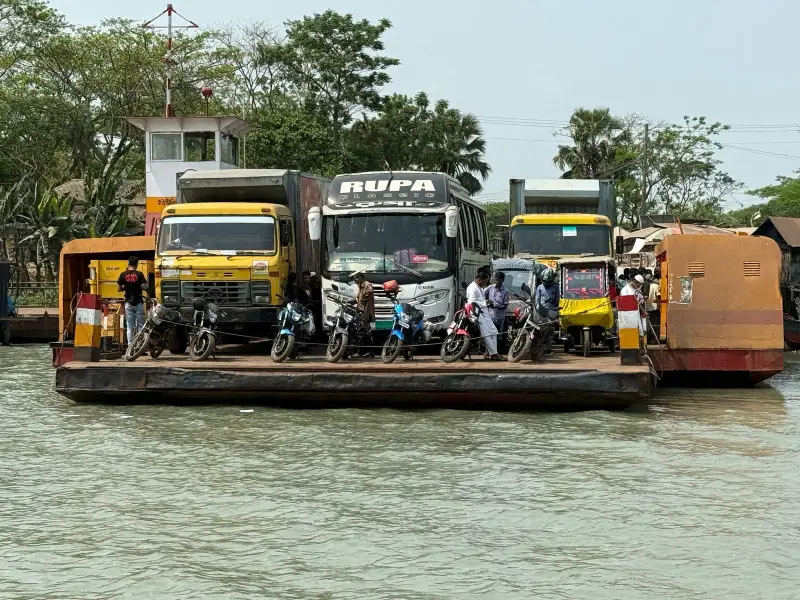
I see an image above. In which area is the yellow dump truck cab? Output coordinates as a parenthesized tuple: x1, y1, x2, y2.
(509, 214, 614, 268)
(155, 202, 295, 336)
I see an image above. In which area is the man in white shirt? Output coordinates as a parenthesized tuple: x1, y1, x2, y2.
(466, 272, 502, 360)
(620, 274, 647, 337)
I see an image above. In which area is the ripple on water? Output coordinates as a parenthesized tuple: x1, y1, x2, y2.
(0, 345, 799, 599)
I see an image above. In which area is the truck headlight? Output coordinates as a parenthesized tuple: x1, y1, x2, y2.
(416, 290, 449, 306)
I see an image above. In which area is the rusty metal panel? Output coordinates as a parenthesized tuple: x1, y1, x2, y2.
(656, 235, 783, 350)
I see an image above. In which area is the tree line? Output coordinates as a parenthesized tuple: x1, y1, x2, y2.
(529, 107, 800, 231)
(0, 1, 491, 280)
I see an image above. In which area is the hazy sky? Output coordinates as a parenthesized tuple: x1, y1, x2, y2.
(50, 0, 800, 206)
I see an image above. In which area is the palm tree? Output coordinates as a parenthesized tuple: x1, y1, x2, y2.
(554, 108, 629, 179)
(426, 100, 491, 195)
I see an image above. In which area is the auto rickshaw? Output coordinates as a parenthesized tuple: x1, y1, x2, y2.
(491, 258, 546, 346)
(558, 257, 617, 356)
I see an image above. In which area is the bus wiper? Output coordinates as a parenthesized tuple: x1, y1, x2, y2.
(387, 258, 422, 279)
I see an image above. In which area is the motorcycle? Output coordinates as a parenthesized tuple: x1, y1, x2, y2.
(188, 297, 225, 362)
(381, 291, 432, 364)
(325, 284, 374, 363)
(440, 300, 487, 363)
(507, 283, 559, 363)
(124, 299, 184, 362)
(271, 296, 316, 363)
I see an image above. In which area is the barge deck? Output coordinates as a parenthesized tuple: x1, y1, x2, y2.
(55, 352, 652, 409)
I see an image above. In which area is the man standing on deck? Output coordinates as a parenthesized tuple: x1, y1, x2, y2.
(466, 272, 503, 360)
(485, 271, 510, 344)
(117, 256, 149, 345)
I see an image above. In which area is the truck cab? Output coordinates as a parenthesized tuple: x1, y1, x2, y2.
(509, 213, 614, 267)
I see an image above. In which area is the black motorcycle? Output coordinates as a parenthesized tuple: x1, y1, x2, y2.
(325, 284, 374, 363)
(271, 296, 316, 363)
(507, 283, 558, 363)
(189, 297, 225, 362)
(124, 299, 183, 361)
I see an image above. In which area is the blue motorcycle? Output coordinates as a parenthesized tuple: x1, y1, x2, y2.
(381, 293, 431, 364)
(271, 298, 316, 363)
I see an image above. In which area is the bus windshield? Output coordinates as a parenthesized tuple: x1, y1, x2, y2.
(157, 215, 276, 255)
(324, 214, 450, 275)
(511, 224, 611, 257)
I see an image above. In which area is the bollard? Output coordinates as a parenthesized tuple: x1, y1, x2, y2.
(73, 293, 102, 362)
(617, 294, 641, 366)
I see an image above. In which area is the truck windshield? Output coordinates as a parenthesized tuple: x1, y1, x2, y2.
(511, 224, 611, 257)
(324, 214, 449, 274)
(157, 215, 276, 255)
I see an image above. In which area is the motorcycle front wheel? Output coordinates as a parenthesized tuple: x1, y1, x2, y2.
(270, 333, 295, 363)
(190, 331, 215, 361)
(440, 333, 470, 363)
(125, 330, 150, 362)
(508, 332, 533, 363)
(326, 332, 348, 363)
(381, 335, 403, 364)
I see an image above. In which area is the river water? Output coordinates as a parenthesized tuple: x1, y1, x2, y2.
(1, 346, 799, 599)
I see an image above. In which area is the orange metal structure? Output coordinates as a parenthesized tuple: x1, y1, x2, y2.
(649, 234, 783, 384)
(54, 237, 155, 365)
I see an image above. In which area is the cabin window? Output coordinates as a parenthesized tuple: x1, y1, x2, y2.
(184, 132, 216, 162)
(221, 134, 239, 165)
(151, 133, 182, 161)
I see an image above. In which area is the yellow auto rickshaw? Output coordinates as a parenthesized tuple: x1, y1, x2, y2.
(558, 257, 617, 356)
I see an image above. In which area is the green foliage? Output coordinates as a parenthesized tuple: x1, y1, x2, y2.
(483, 201, 509, 238)
(554, 109, 742, 229)
(723, 174, 800, 227)
(0, 6, 490, 278)
(347, 92, 491, 194)
(259, 11, 399, 137)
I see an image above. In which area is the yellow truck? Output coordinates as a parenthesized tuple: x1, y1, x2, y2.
(508, 213, 615, 267)
(154, 170, 330, 350)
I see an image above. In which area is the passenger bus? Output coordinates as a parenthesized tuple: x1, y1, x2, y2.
(307, 171, 491, 335)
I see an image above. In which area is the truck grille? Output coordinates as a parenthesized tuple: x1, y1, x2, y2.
(371, 284, 396, 319)
(181, 280, 250, 306)
(161, 280, 181, 306)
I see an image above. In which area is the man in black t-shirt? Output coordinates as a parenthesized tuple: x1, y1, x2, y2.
(117, 256, 149, 344)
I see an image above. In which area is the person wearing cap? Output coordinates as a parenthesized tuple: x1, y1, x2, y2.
(117, 256, 149, 345)
(620, 274, 647, 338)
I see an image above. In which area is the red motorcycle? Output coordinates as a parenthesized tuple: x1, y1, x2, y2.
(440, 301, 487, 363)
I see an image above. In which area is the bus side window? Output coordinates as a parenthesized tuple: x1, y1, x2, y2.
(476, 210, 488, 252)
(459, 205, 473, 250)
(466, 205, 480, 251)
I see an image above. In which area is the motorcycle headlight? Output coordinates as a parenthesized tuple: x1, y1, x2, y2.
(416, 290, 449, 306)
(292, 310, 302, 322)
(207, 303, 220, 324)
(399, 312, 411, 325)
(342, 312, 353, 324)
